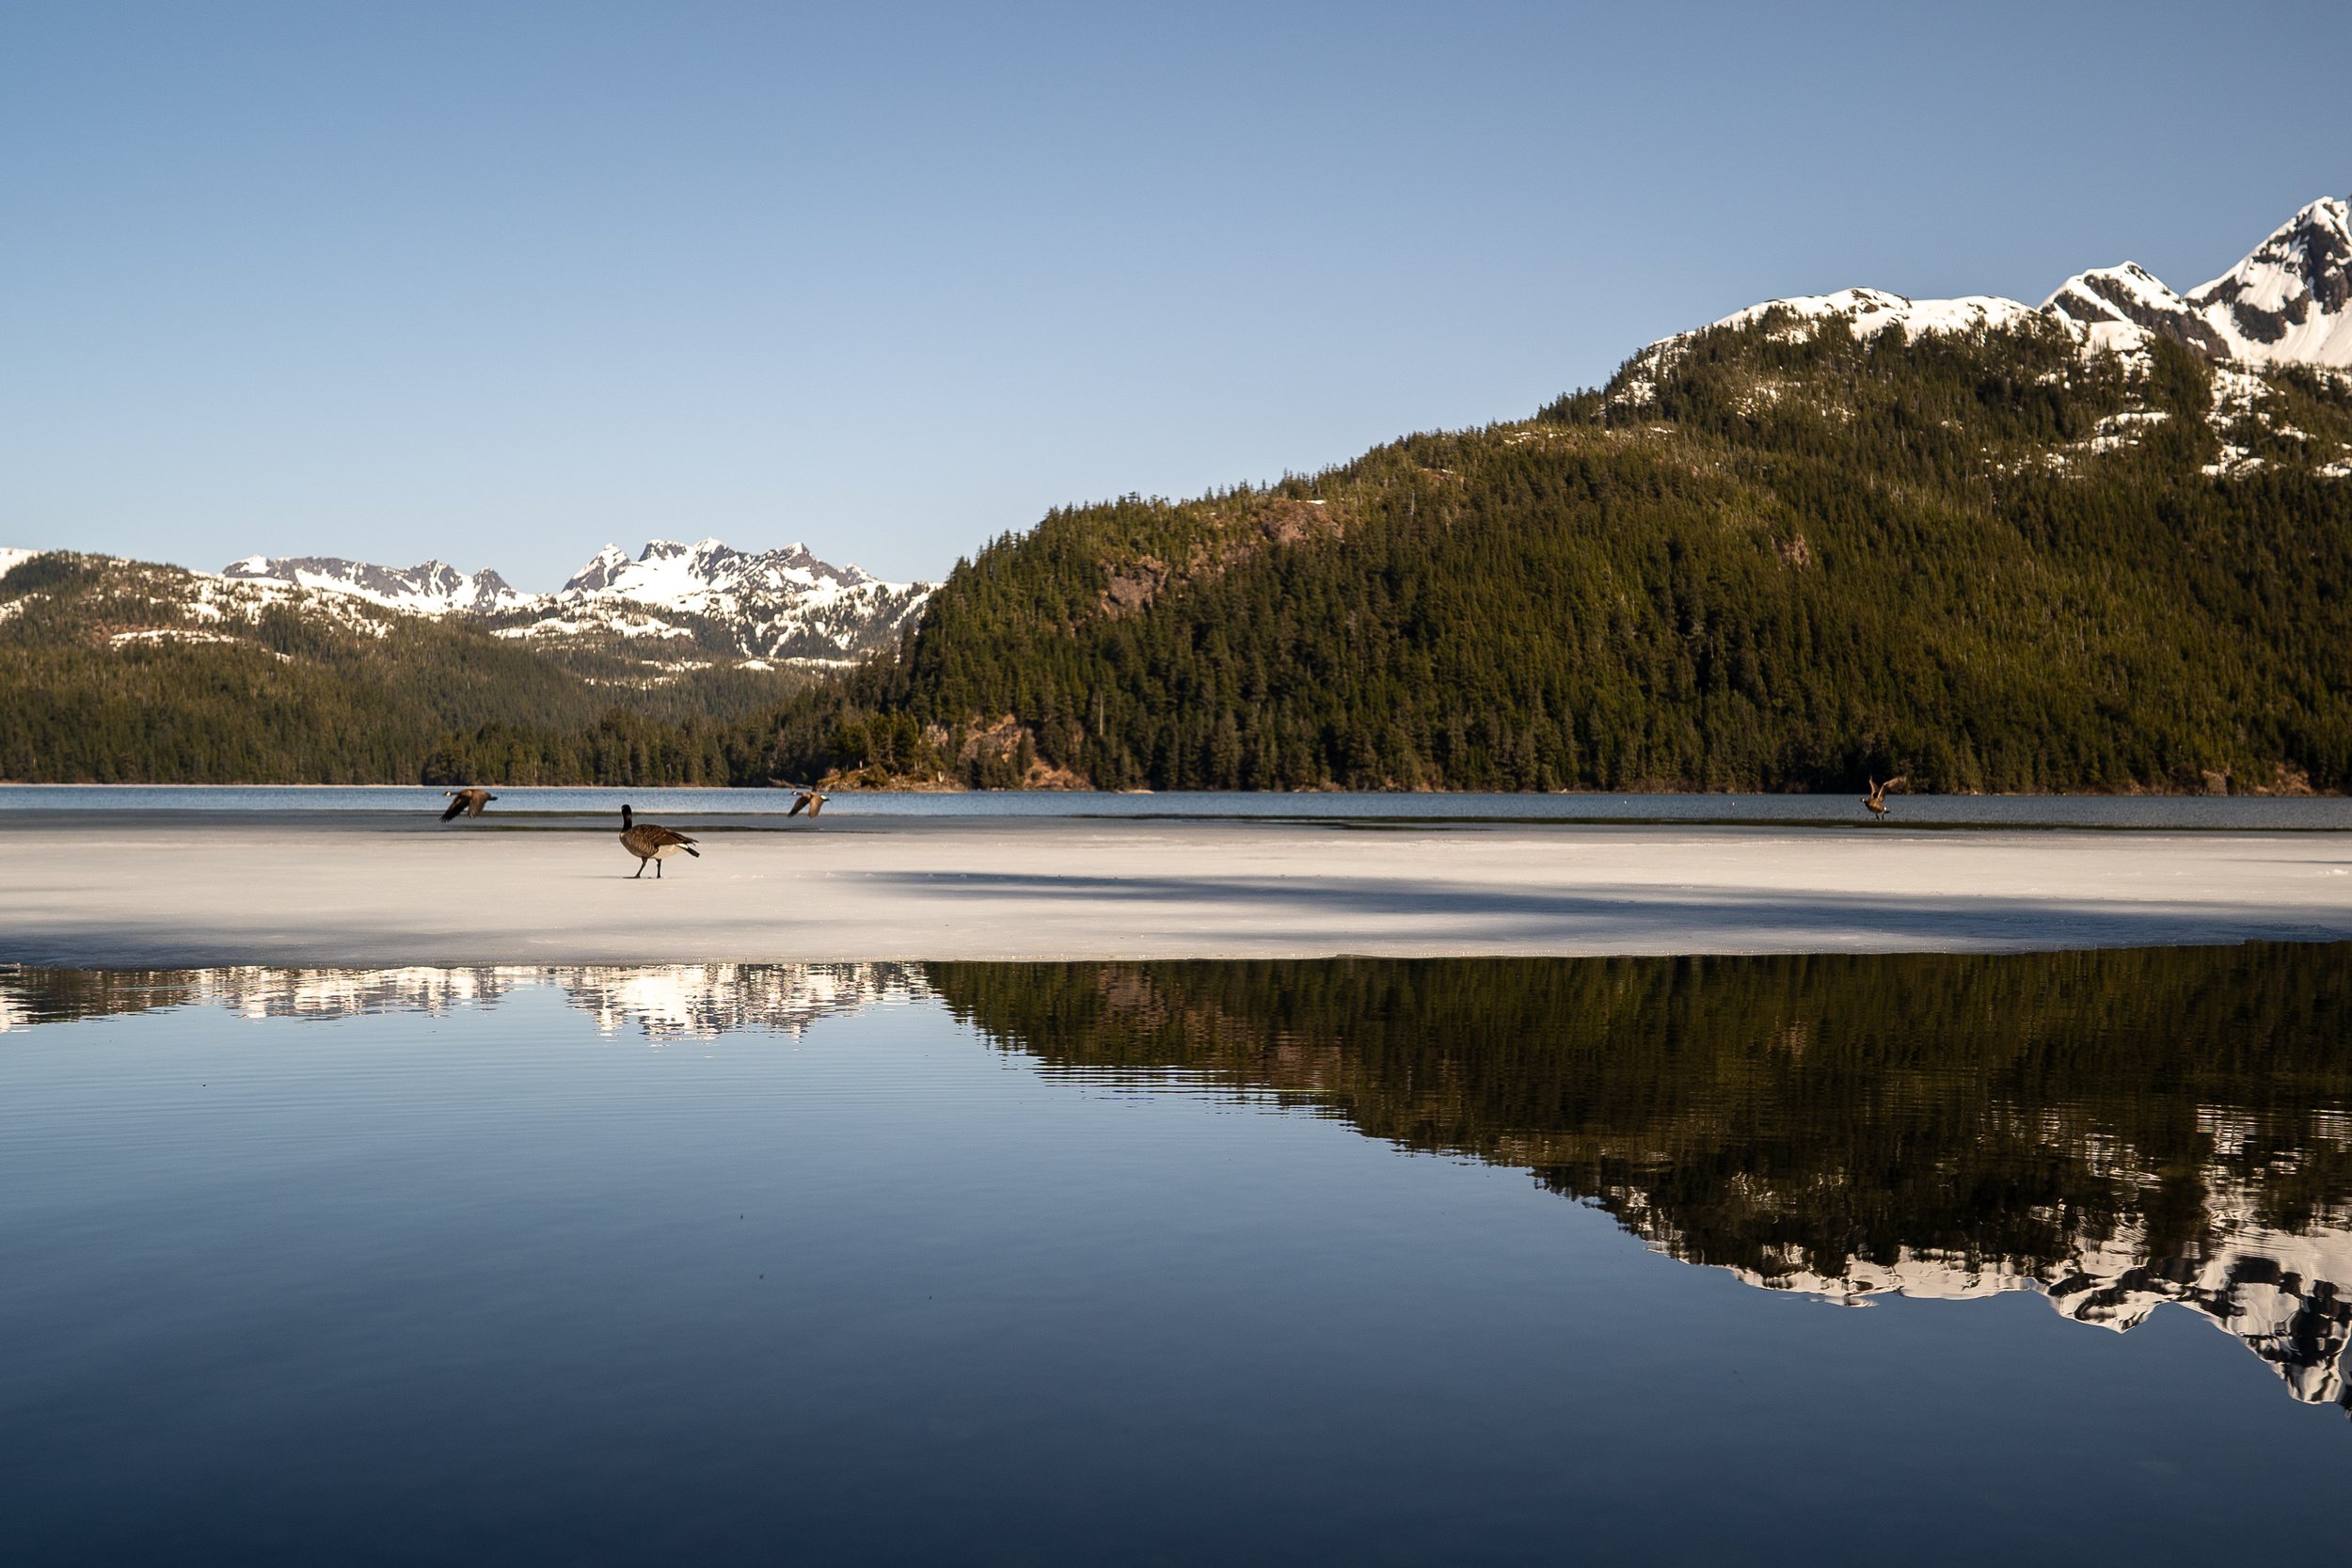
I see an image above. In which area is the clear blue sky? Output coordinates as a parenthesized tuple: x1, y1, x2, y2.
(3, 1, 2344, 589)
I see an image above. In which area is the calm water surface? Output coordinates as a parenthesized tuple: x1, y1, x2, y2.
(3, 951, 2347, 1563)
(6, 782, 2351, 830)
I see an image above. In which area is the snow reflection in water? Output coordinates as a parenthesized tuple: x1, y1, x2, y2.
(0, 961, 930, 1043)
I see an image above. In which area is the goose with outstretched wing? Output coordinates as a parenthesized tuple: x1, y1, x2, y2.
(439, 788, 497, 820)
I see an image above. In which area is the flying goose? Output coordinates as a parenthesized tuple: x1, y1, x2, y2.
(787, 788, 829, 818)
(439, 787, 498, 820)
(1862, 775, 1909, 817)
(619, 803, 701, 878)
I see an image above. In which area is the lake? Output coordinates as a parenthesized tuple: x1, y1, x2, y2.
(3, 949, 2346, 1562)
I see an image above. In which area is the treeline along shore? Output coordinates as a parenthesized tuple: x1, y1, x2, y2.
(9, 312, 2352, 792)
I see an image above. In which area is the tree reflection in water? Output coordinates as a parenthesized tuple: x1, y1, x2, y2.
(931, 949, 2352, 1413)
(8, 945, 2349, 1411)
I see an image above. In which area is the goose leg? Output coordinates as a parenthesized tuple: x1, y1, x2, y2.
(656, 860, 664, 878)
(633, 861, 645, 879)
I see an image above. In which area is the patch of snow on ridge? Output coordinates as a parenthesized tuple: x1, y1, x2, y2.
(0, 546, 39, 578)
(1704, 287, 2039, 344)
(109, 627, 294, 661)
(2201, 365, 2280, 476)
(1611, 288, 2055, 408)
(171, 569, 395, 637)
(2084, 408, 2169, 453)
(494, 612, 695, 641)
(1610, 288, 2051, 412)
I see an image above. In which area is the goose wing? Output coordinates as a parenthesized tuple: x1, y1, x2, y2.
(787, 794, 809, 816)
(439, 794, 467, 821)
(1881, 776, 1909, 793)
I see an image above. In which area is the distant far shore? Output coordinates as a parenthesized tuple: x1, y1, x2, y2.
(6, 784, 2349, 833)
(0, 780, 2337, 798)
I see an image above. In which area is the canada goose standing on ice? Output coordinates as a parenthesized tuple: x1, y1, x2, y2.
(439, 788, 498, 820)
(1862, 776, 1908, 818)
(787, 788, 829, 818)
(619, 803, 701, 878)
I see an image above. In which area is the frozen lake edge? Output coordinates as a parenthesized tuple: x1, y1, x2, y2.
(8, 811, 2352, 967)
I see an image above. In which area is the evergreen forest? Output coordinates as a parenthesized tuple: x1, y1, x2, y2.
(782, 321, 2352, 795)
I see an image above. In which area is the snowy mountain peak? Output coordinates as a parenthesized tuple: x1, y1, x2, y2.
(560, 545, 637, 595)
(554, 537, 896, 613)
(2187, 195, 2352, 368)
(536, 536, 930, 663)
(220, 554, 525, 615)
(1628, 195, 2352, 388)
(2041, 261, 2227, 357)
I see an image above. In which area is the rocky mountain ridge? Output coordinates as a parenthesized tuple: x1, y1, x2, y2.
(1606, 196, 2352, 488)
(1645, 196, 2352, 372)
(223, 537, 933, 667)
(222, 554, 527, 615)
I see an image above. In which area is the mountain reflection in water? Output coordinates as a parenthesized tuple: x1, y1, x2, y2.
(0, 961, 931, 1043)
(7, 946, 2349, 1414)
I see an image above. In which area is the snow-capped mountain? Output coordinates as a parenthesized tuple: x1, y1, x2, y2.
(501, 540, 931, 662)
(2186, 197, 2352, 367)
(519, 537, 933, 663)
(1604, 196, 2352, 483)
(2042, 200, 2352, 370)
(222, 537, 933, 666)
(2041, 261, 2231, 356)
(560, 537, 878, 610)
(1651, 196, 2352, 371)
(221, 554, 528, 615)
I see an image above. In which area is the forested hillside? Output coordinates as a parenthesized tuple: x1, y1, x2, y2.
(772, 317, 2352, 794)
(0, 552, 796, 784)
